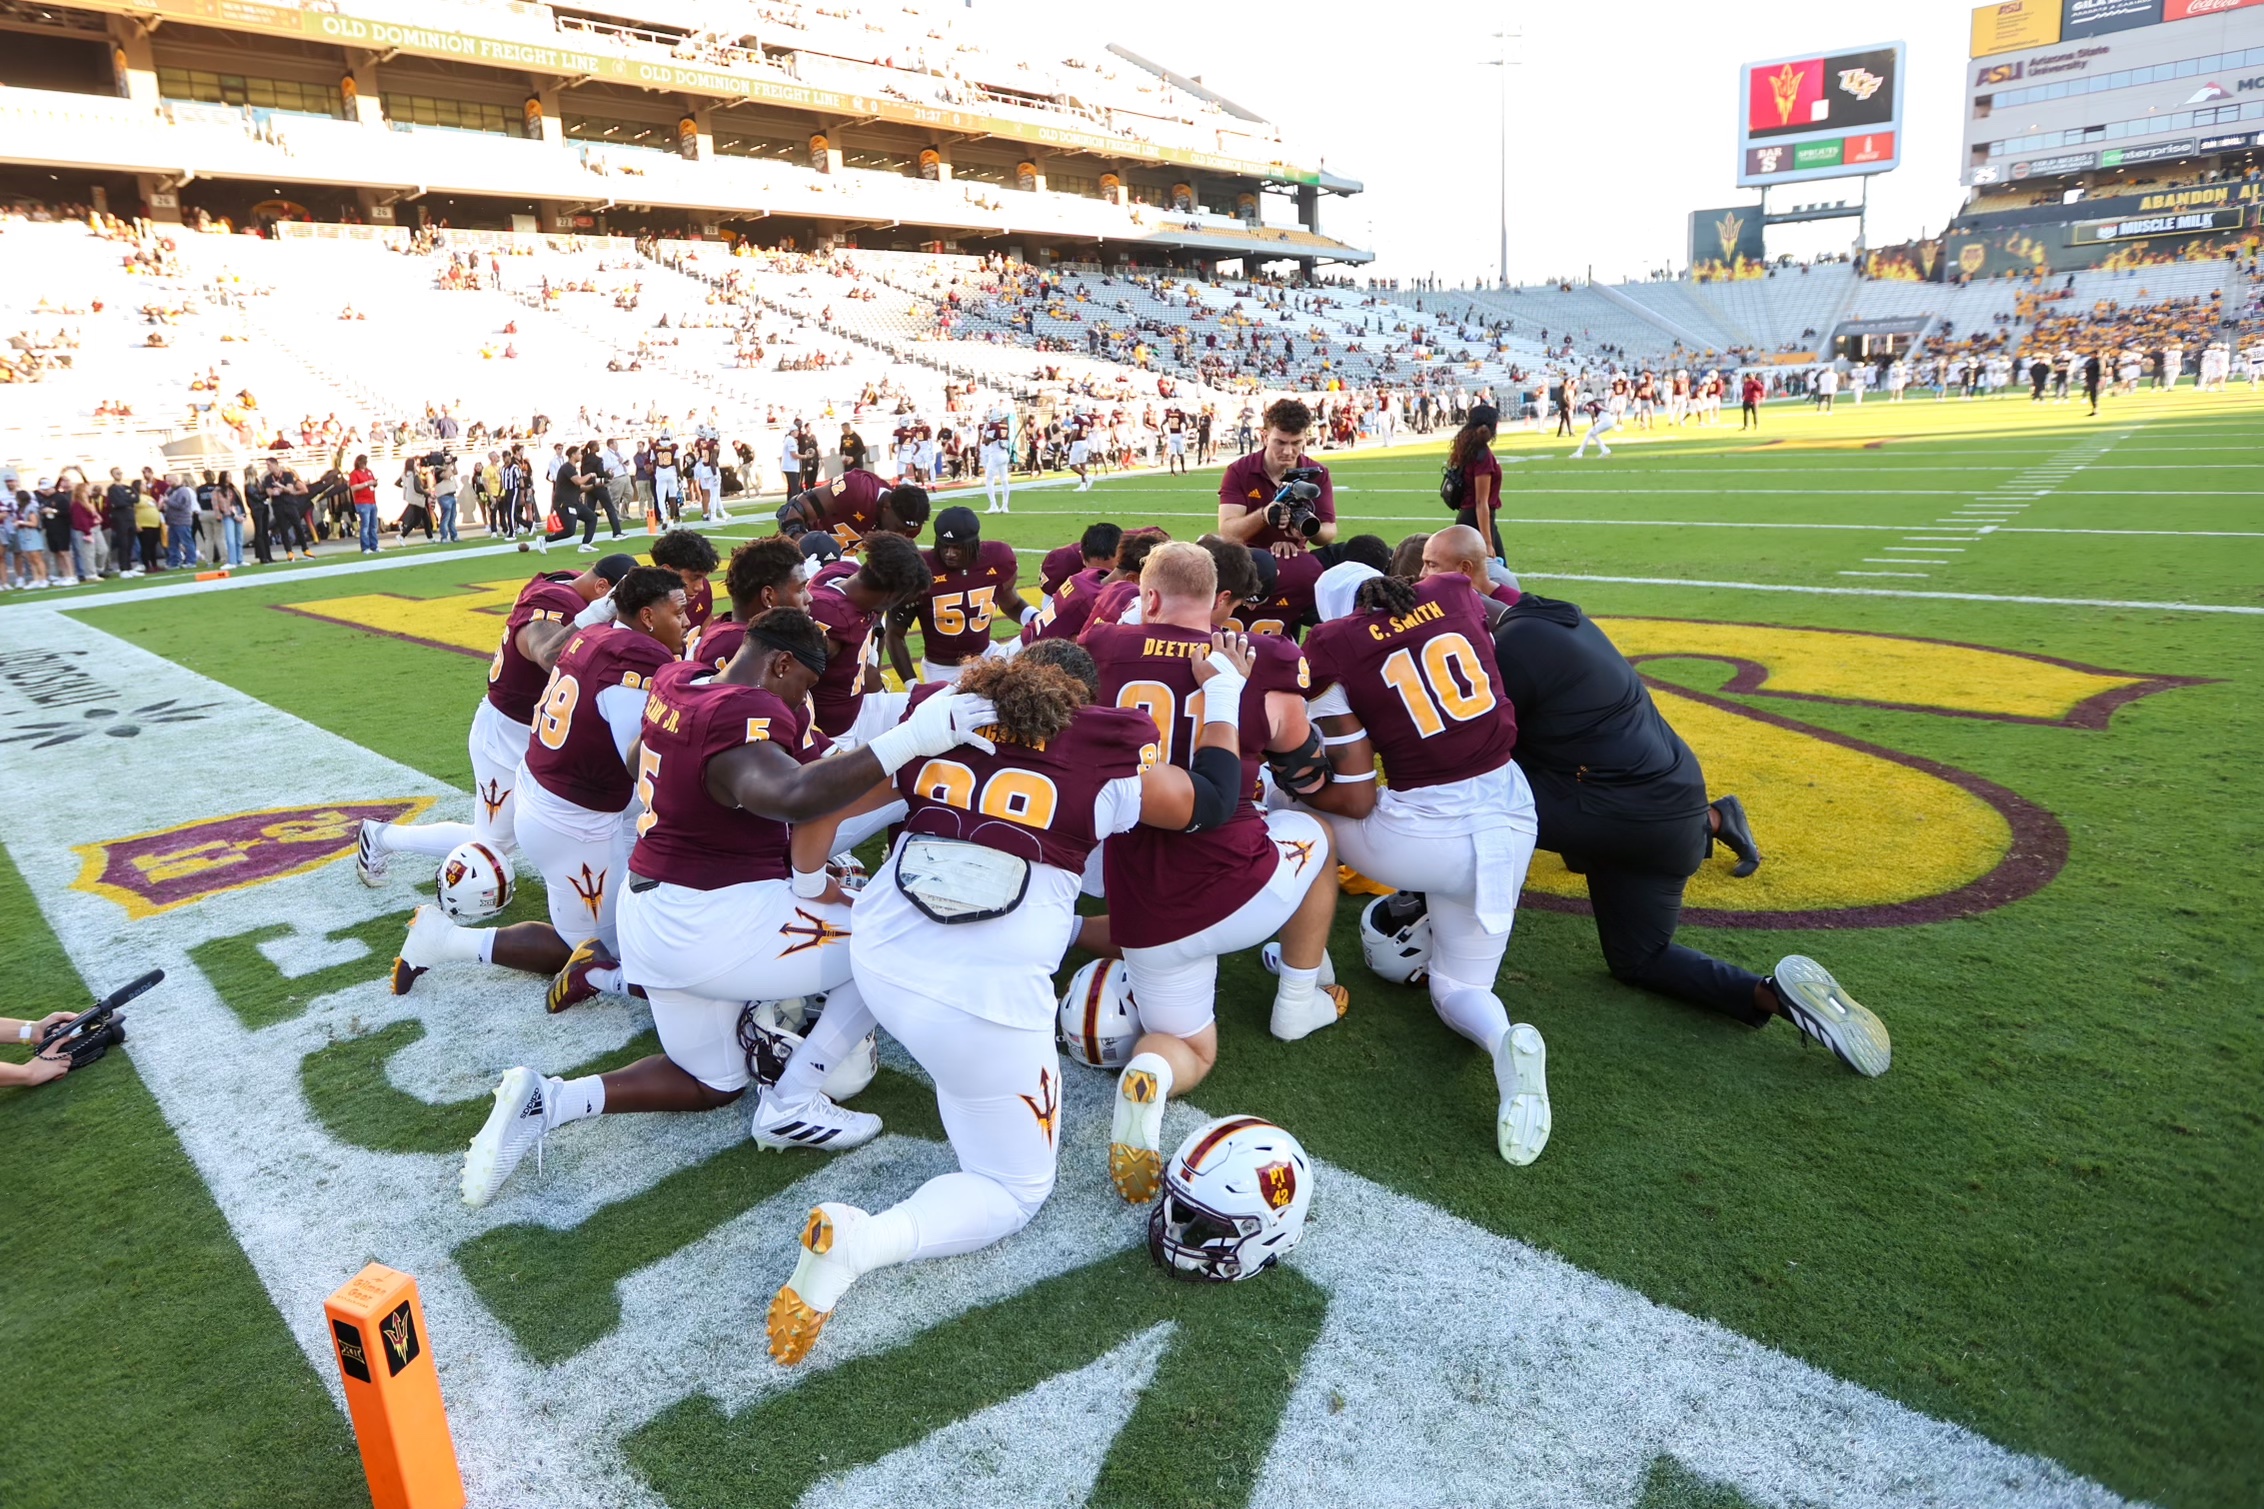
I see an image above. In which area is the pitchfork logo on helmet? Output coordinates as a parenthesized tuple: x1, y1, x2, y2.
(435, 839, 513, 922)
(1148, 1116, 1314, 1283)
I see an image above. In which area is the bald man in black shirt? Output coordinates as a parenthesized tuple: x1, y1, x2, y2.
(1491, 594, 1891, 1075)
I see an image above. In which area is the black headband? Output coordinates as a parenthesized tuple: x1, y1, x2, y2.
(747, 626, 828, 676)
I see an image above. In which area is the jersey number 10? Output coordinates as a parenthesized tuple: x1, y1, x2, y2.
(1380, 633, 1495, 738)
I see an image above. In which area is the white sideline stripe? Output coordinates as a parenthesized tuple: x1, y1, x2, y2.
(0, 608, 2143, 1509)
(1886, 547, 1964, 552)
(1531, 571, 2264, 613)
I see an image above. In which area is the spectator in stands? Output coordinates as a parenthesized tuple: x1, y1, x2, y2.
(349, 455, 379, 554)
(162, 473, 198, 569)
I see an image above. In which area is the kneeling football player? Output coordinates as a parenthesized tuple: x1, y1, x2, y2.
(766, 635, 1265, 1364)
(457, 610, 997, 1207)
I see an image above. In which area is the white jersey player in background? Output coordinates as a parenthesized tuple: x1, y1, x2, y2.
(981, 405, 1013, 513)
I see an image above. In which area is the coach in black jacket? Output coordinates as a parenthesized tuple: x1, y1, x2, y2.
(1490, 595, 1891, 1073)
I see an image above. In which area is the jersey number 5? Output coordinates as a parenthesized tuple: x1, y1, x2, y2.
(1380, 633, 1495, 738)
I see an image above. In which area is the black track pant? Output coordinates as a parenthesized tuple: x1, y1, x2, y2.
(1531, 787, 1769, 1027)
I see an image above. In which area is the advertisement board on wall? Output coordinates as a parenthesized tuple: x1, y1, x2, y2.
(1963, 2, 2264, 184)
(1973, 1, 2062, 57)
(1736, 41, 1906, 186)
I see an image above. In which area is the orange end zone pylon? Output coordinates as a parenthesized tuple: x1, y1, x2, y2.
(325, 1264, 466, 1509)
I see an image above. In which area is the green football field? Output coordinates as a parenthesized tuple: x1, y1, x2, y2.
(1, 386, 2257, 1509)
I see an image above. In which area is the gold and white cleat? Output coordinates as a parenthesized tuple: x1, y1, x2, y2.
(1493, 1023, 1552, 1167)
(1108, 1059, 1167, 1204)
(767, 1202, 868, 1366)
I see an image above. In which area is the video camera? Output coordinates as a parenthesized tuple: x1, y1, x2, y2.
(38, 969, 164, 1072)
(1266, 467, 1325, 540)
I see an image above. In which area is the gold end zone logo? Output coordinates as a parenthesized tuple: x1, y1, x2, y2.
(1520, 621, 2204, 929)
(73, 799, 437, 919)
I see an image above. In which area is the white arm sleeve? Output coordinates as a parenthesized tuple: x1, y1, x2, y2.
(596, 683, 646, 762)
(1092, 774, 1145, 838)
(1306, 681, 1352, 719)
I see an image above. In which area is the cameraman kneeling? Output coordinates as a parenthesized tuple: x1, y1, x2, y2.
(1217, 398, 1336, 557)
(2, 1013, 78, 1087)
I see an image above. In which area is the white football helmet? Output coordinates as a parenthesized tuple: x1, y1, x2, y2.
(1058, 959, 1142, 1070)
(1358, 892, 1432, 986)
(739, 999, 878, 1102)
(1148, 1116, 1314, 1282)
(435, 840, 513, 922)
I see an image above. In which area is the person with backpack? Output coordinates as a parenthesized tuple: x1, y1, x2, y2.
(1440, 404, 1504, 564)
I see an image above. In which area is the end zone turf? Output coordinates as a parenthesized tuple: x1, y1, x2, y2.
(1, 387, 2258, 1509)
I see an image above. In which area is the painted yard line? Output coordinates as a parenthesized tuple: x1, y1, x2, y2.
(1865, 558, 1948, 564)
(1840, 570, 1931, 577)
(1525, 572, 2264, 614)
(1883, 546, 1964, 552)
(0, 608, 2145, 1509)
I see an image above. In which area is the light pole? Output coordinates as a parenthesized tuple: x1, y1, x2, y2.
(1481, 31, 1520, 290)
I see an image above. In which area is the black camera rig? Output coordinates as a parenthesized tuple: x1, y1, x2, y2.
(37, 969, 165, 1072)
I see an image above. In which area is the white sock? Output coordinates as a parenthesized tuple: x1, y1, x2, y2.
(1429, 971, 1510, 1057)
(473, 930, 497, 964)
(587, 964, 623, 994)
(1273, 963, 1319, 1017)
(546, 1073, 605, 1127)
(424, 918, 485, 964)
(889, 1170, 1028, 1261)
(772, 981, 878, 1104)
(381, 820, 476, 858)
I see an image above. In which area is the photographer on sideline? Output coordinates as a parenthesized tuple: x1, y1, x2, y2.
(2, 1012, 78, 1087)
(1215, 397, 1337, 556)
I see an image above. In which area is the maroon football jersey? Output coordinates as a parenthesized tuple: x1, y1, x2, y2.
(525, 626, 676, 812)
(688, 617, 743, 675)
(808, 567, 882, 736)
(896, 684, 1151, 875)
(681, 574, 714, 630)
(810, 468, 891, 548)
(1302, 575, 1515, 791)
(1040, 542, 1084, 597)
(916, 540, 1018, 665)
(1023, 566, 1109, 644)
(1217, 451, 1335, 553)
(1228, 549, 1322, 641)
(1079, 580, 1139, 638)
(1086, 622, 1310, 948)
(485, 573, 587, 725)
(628, 660, 822, 889)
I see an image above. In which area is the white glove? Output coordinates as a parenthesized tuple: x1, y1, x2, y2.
(865, 691, 998, 776)
(572, 594, 618, 629)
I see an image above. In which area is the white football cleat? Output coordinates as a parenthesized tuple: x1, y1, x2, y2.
(1771, 956, 1891, 1077)
(461, 1066, 552, 1207)
(1493, 1023, 1551, 1167)
(750, 1088, 881, 1152)
(355, 819, 389, 886)
(1109, 1053, 1170, 1203)
(390, 904, 467, 995)
(767, 1202, 875, 1366)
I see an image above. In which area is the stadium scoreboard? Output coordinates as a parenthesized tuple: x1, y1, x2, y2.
(1964, 0, 2264, 185)
(1736, 42, 1907, 187)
